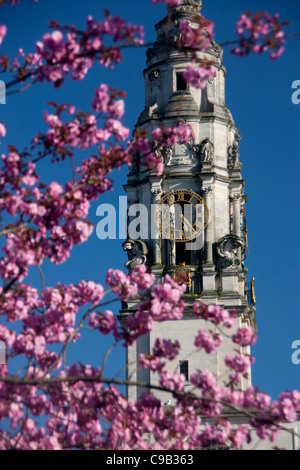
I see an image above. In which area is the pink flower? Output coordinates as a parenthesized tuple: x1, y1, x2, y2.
(152, 0, 183, 6)
(279, 398, 297, 422)
(159, 370, 185, 392)
(190, 370, 216, 389)
(179, 18, 214, 51)
(44, 111, 62, 128)
(41, 30, 66, 62)
(106, 269, 138, 301)
(139, 354, 165, 372)
(232, 12, 287, 60)
(49, 181, 64, 198)
(0, 123, 6, 138)
(225, 354, 254, 374)
(44, 436, 62, 451)
(153, 338, 180, 360)
(0, 25, 7, 45)
(232, 327, 257, 347)
(92, 84, 110, 113)
(104, 119, 130, 141)
(194, 329, 222, 353)
(129, 265, 155, 290)
(193, 302, 235, 329)
(34, 336, 46, 357)
(89, 310, 117, 336)
(231, 425, 251, 448)
(183, 64, 215, 89)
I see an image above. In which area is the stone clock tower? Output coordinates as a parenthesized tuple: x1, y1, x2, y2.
(120, 0, 257, 403)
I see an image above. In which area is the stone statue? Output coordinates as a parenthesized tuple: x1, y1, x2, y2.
(199, 138, 214, 163)
(122, 239, 148, 272)
(170, 0, 202, 12)
(228, 140, 240, 170)
(217, 235, 244, 269)
(153, 141, 173, 166)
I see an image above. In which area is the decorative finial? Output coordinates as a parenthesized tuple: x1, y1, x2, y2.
(250, 277, 256, 305)
(170, 0, 202, 14)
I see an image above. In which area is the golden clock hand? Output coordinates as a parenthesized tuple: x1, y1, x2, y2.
(181, 214, 196, 235)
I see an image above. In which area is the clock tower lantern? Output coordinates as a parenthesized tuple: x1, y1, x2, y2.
(120, 0, 257, 403)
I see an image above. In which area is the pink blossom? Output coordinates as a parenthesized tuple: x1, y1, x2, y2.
(232, 327, 257, 347)
(225, 354, 254, 374)
(0, 25, 7, 45)
(44, 436, 62, 451)
(193, 302, 235, 329)
(232, 12, 288, 60)
(89, 310, 118, 336)
(183, 63, 215, 89)
(106, 268, 138, 300)
(129, 265, 155, 290)
(159, 370, 186, 393)
(139, 354, 165, 372)
(194, 329, 222, 353)
(49, 181, 64, 198)
(104, 119, 130, 141)
(152, 0, 183, 6)
(231, 425, 251, 448)
(153, 338, 180, 361)
(179, 18, 214, 51)
(0, 123, 6, 138)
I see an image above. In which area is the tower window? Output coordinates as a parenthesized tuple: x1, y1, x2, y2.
(176, 72, 187, 91)
(180, 361, 189, 381)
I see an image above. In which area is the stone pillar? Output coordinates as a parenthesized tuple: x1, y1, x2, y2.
(151, 187, 163, 266)
(231, 194, 242, 262)
(203, 187, 213, 264)
(201, 186, 216, 295)
(169, 206, 176, 266)
(231, 194, 242, 237)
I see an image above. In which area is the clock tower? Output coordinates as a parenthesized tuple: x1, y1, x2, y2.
(120, 0, 257, 403)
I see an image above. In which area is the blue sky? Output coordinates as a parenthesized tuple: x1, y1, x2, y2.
(0, 0, 300, 401)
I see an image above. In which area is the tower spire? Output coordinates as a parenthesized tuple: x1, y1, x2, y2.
(169, 0, 202, 14)
(121, 0, 257, 404)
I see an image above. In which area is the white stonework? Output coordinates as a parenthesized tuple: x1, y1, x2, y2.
(119, 0, 300, 450)
(122, 0, 255, 395)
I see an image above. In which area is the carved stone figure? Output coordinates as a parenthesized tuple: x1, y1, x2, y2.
(153, 141, 173, 165)
(217, 235, 244, 269)
(171, 0, 202, 13)
(199, 138, 214, 163)
(122, 239, 148, 272)
(149, 70, 161, 82)
(228, 140, 240, 170)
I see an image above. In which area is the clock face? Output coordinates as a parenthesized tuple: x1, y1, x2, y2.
(154, 189, 209, 242)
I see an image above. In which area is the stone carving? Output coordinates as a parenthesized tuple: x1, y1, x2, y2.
(153, 141, 174, 165)
(171, 0, 202, 13)
(217, 234, 244, 269)
(228, 139, 240, 170)
(199, 138, 214, 163)
(230, 194, 242, 203)
(202, 187, 213, 197)
(122, 239, 148, 272)
(149, 69, 161, 82)
(151, 188, 162, 203)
